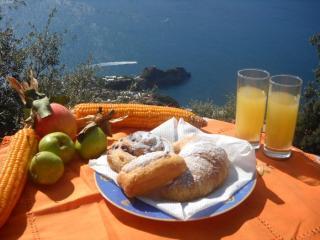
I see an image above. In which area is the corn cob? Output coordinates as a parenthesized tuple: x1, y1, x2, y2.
(73, 103, 207, 129)
(0, 128, 38, 228)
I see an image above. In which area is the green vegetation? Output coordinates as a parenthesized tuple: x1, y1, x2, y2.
(0, 5, 319, 155)
(25, 8, 64, 97)
(188, 95, 235, 122)
(0, 7, 98, 137)
(60, 60, 99, 105)
(0, 18, 26, 135)
(293, 33, 320, 155)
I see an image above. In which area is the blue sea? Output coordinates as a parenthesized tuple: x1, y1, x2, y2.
(3, 0, 320, 106)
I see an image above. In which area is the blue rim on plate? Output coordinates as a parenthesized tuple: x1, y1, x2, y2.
(94, 172, 257, 221)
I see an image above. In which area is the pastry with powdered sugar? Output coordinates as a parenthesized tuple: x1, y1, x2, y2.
(159, 136, 230, 202)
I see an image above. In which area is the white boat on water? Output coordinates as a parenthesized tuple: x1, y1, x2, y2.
(91, 61, 138, 68)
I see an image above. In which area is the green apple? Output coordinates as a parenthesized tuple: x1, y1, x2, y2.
(39, 132, 76, 164)
(29, 151, 64, 185)
(75, 126, 107, 160)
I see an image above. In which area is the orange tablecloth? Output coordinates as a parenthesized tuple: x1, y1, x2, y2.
(1, 119, 320, 240)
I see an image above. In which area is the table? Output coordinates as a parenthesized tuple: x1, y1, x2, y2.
(0, 119, 319, 240)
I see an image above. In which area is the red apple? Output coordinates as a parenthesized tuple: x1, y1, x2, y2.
(34, 103, 77, 139)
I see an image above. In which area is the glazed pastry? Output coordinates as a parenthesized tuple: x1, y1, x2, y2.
(106, 149, 136, 172)
(160, 138, 229, 202)
(117, 151, 187, 198)
(107, 131, 173, 172)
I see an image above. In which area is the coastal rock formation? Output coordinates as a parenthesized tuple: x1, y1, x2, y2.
(99, 66, 190, 106)
(139, 66, 191, 89)
(103, 76, 135, 91)
(102, 67, 191, 91)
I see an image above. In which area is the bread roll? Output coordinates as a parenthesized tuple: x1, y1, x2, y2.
(117, 151, 186, 198)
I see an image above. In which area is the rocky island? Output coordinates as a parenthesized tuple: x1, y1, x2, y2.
(95, 66, 191, 107)
(103, 66, 191, 91)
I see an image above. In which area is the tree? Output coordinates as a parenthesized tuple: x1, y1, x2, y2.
(0, 6, 65, 138)
(25, 8, 65, 97)
(0, 27, 26, 77)
(0, 2, 27, 137)
(294, 33, 320, 155)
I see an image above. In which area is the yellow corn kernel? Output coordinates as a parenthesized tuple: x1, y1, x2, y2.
(73, 103, 207, 129)
(0, 128, 38, 228)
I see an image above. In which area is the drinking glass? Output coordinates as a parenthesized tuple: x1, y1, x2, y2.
(235, 69, 270, 149)
(263, 75, 302, 158)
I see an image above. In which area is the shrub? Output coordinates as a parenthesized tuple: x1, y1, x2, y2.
(189, 94, 235, 122)
(25, 8, 64, 97)
(294, 33, 320, 155)
(0, 7, 92, 140)
(0, 11, 26, 137)
(1, 3, 320, 156)
(0, 78, 24, 137)
(61, 60, 99, 106)
(0, 28, 26, 77)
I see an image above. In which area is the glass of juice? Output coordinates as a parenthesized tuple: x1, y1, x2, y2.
(263, 75, 302, 159)
(235, 69, 270, 149)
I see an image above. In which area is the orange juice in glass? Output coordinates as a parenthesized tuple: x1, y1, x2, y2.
(263, 75, 302, 158)
(235, 69, 269, 149)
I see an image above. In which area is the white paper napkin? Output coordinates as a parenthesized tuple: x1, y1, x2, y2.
(89, 118, 256, 220)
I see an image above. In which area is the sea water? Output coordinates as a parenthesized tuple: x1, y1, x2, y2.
(3, 0, 320, 106)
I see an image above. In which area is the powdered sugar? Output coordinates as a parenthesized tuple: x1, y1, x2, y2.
(90, 117, 256, 220)
(166, 140, 229, 189)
